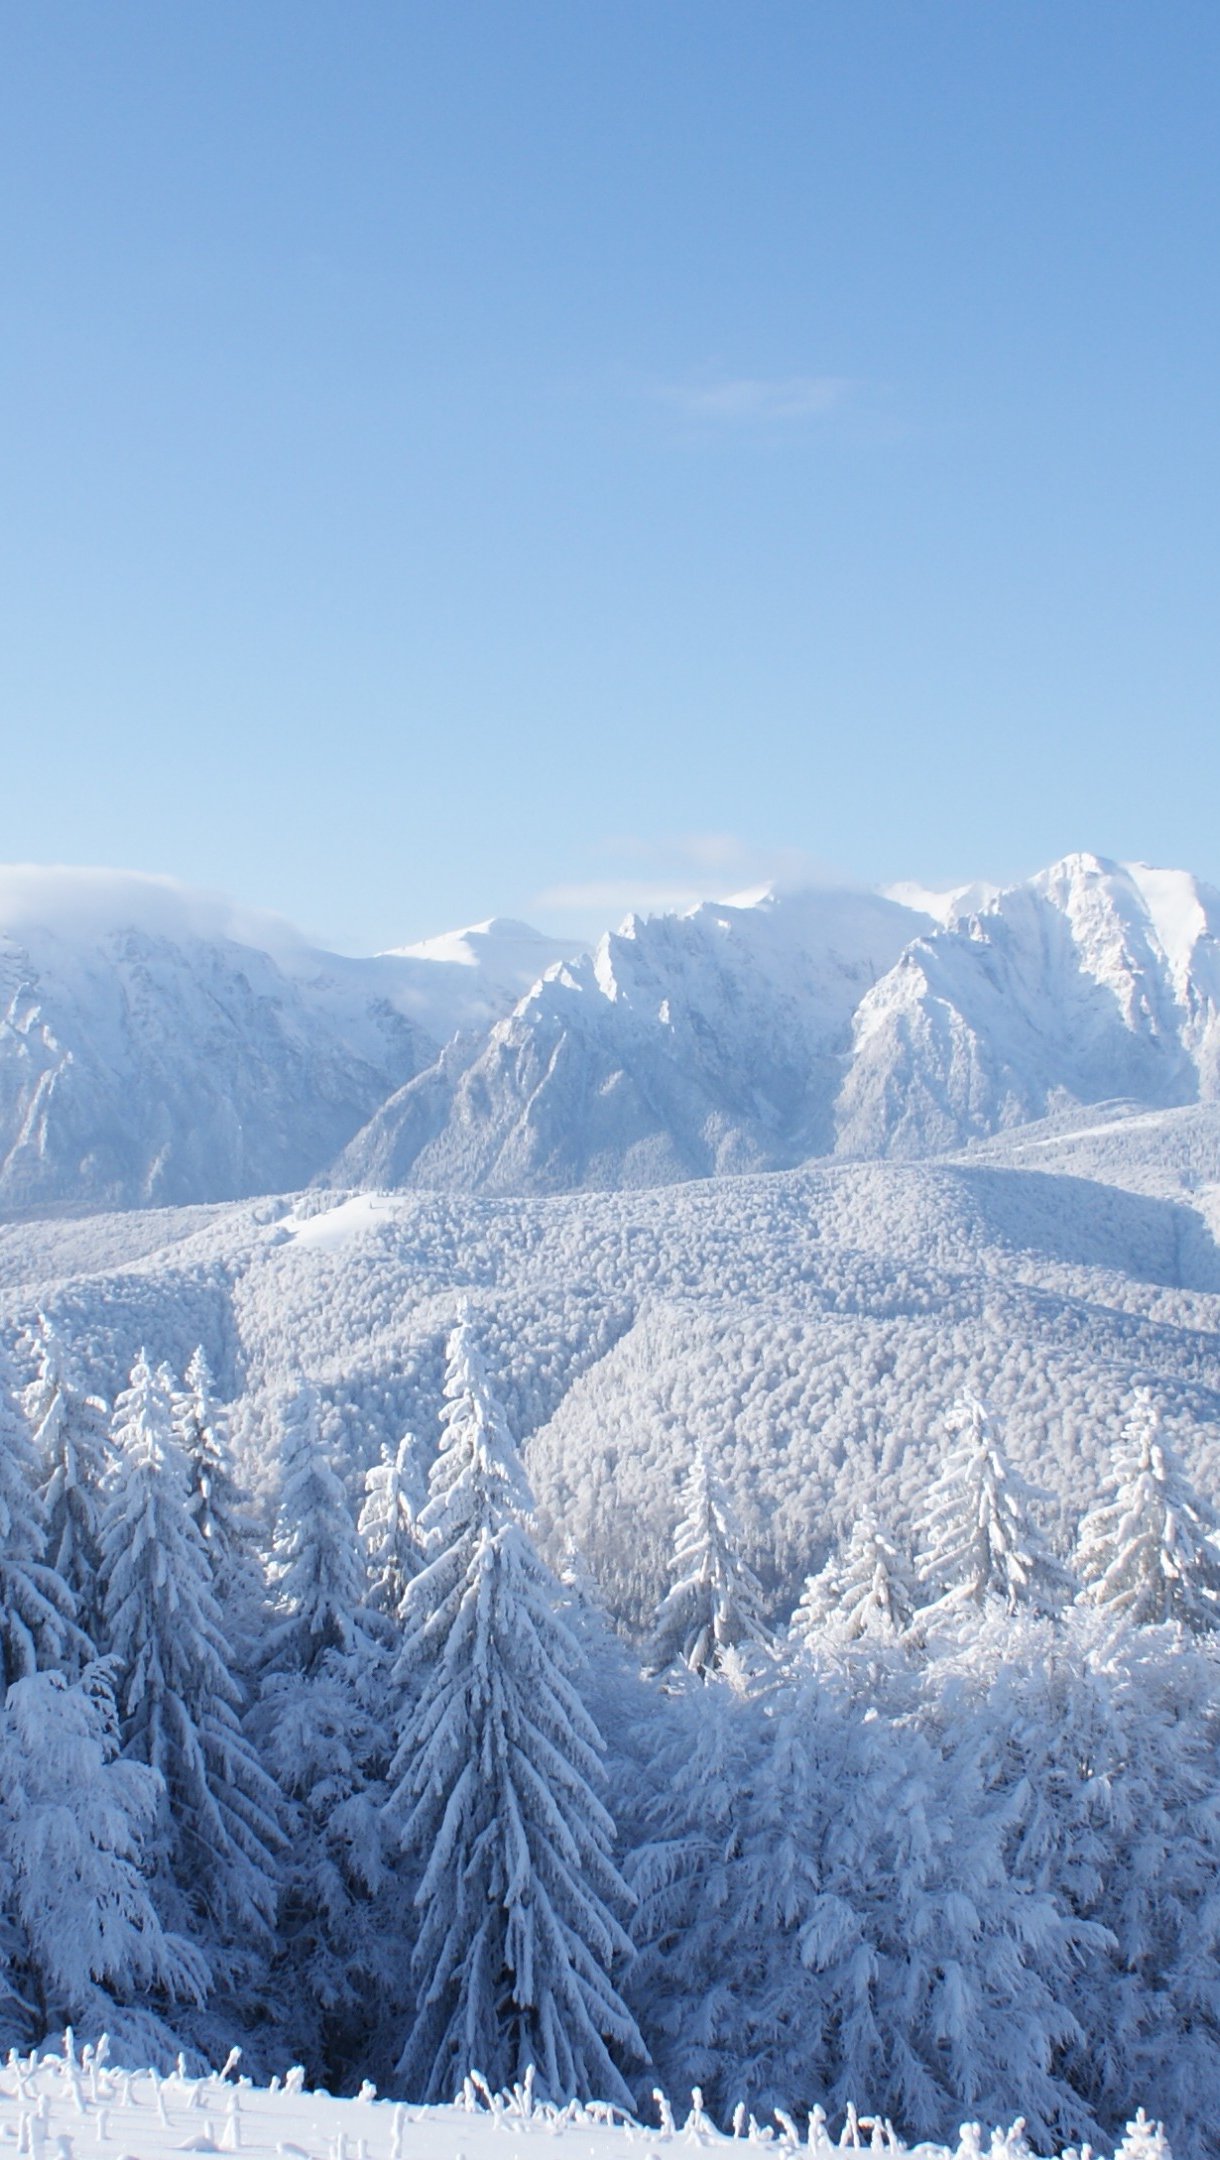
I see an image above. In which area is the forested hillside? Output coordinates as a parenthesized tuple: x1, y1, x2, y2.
(1, 1153, 1219, 2153)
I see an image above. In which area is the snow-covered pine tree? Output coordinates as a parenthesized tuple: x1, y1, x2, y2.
(790, 1519, 916, 1659)
(647, 1446, 771, 1679)
(832, 1518, 916, 1639)
(627, 1667, 780, 2118)
(0, 1661, 208, 2059)
(915, 1395, 1070, 1620)
(1075, 1392, 1220, 1630)
(258, 1383, 395, 2089)
(358, 1431, 425, 1630)
(98, 1350, 282, 1965)
(0, 1334, 79, 1691)
(173, 1347, 255, 1599)
(263, 1383, 370, 1674)
(24, 1313, 112, 1654)
(387, 1316, 646, 2108)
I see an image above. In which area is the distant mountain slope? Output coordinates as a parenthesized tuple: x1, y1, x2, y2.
(332, 855, 1220, 1196)
(6, 855, 1220, 1214)
(329, 887, 932, 1192)
(0, 871, 583, 1212)
(837, 855, 1220, 1157)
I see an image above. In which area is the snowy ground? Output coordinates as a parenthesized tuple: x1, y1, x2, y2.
(0, 2049, 1169, 2160)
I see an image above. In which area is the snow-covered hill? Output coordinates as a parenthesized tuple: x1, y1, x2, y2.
(5, 1142, 1219, 1628)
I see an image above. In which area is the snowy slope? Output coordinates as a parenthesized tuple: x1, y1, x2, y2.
(0, 2045, 1162, 2160)
(330, 888, 931, 1193)
(0, 874, 583, 1212)
(382, 917, 589, 1041)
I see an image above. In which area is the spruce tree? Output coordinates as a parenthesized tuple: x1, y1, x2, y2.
(99, 1350, 282, 1962)
(0, 1334, 79, 1691)
(647, 1447, 770, 1680)
(173, 1347, 254, 1597)
(258, 1382, 393, 2088)
(916, 1395, 1069, 1618)
(358, 1431, 425, 1629)
(387, 1317, 646, 2107)
(0, 1662, 207, 2055)
(791, 1519, 916, 1656)
(1075, 1393, 1220, 1631)
(25, 1313, 112, 1653)
(264, 1383, 369, 1674)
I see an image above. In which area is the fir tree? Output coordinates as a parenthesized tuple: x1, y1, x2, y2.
(24, 1313, 112, 1652)
(1075, 1393, 1220, 1630)
(358, 1431, 425, 1629)
(0, 1335, 79, 1691)
(916, 1395, 1069, 1619)
(0, 1661, 208, 2055)
(647, 1447, 770, 1679)
(258, 1384, 393, 2088)
(387, 1318, 646, 2107)
(99, 1351, 282, 1962)
(264, 1383, 369, 1674)
(173, 1347, 255, 1599)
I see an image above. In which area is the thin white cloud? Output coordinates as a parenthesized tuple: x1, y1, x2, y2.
(532, 879, 713, 918)
(531, 835, 860, 934)
(0, 864, 312, 953)
(657, 373, 851, 424)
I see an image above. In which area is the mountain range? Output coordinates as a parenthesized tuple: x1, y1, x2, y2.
(3, 852, 1220, 1214)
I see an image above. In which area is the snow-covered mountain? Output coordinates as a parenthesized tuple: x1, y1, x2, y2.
(6, 854, 1220, 1213)
(838, 855, 1220, 1156)
(0, 871, 583, 1212)
(333, 855, 1220, 1195)
(329, 887, 933, 1192)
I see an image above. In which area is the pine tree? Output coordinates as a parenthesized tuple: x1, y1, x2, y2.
(264, 1384, 369, 1674)
(24, 1313, 112, 1652)
(790, 1519, 916, 1656)
(916, 1395, 1069, 1619)
(387, 1318, 646, 2107)
(258, 1384, 393, 2088)
(173, 1347, 254, 1596)
(99, 1351, 282, 1962)
(1075, 1393, 1220, 1630)
(628, 1665, 793, 2119)
(0, 1662, 208, 2055)
(648, 1448, 771, 1679)
(358, 1431, 425, 1629)
(0, 1335, 79, 1691)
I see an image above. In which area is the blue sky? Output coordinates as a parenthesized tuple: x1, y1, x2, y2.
(3, 3, 1219, 949)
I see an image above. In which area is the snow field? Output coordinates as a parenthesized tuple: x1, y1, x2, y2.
(0, 2048, 1172, 2160)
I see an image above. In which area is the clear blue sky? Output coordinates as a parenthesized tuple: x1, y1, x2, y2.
(3, 3, 1219, 949)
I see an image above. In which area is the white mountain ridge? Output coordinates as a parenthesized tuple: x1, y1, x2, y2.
(332, 852, 1220, 1195)
(4, 853, 1220, 1213)
(0, 869, 584, 1211)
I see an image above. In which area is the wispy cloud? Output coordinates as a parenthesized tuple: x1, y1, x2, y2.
(531, 834, 857, 933)
(656, 372, 851, 425)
